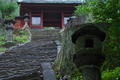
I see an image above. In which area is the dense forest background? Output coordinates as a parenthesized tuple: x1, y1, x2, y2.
(0, 0, 19, 19)
(74, 0, 120, 69)
(74, 0, 120, 80)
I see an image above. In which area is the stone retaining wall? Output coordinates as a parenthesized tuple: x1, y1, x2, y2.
(55, 16, 86, 76)
(54, 16, 109, 76)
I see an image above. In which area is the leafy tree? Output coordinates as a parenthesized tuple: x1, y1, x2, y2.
(74, 0, 120, 69)
(0, 0, 19, 19)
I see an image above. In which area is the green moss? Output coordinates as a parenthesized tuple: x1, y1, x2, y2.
(71, 68, 83, 80)
(54, 26, 80, 76)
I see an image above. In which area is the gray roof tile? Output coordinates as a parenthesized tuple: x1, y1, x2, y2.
(18, 0, 83, 3)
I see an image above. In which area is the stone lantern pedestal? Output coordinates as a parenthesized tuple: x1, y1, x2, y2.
(71, 24, 106, 80)
(73, 49, 105, 80)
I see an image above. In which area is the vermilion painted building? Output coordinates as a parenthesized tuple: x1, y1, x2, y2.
(15, 0, 82, 29)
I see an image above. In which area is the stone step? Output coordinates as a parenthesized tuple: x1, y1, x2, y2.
(30, 29, 60, 35)
(0, 29, 61, 80)
(32, 36, 61, 41)
(0, 52, 57, 80)
(0, 67, 43, 80)
(32, 33, 60, 37)
(5, 46, 57, 53)
(5, 41, 57, 53)
(41, 63, 57, 80)
(31, 34, 60, 38)
(30, 29, 61, 41)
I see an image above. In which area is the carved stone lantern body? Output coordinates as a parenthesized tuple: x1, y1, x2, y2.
(4, 19, 16, 42)
(24, 13, 30, 23)
(71, 24, 106, 80)
(22, 13, 32, 42)
(75, 35, 102, 52)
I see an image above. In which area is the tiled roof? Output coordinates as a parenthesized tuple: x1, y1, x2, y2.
(18, 0, 83, 3)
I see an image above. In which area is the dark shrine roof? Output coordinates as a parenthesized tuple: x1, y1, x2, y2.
(18, 0, 83, 3)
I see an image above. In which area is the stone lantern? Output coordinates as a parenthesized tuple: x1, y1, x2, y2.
(24, 13, 30, 22)
(4, 19, 16, 42)
(22, 13, 32, 42)
(23, 13, 30, 27)
(71, 24, 106, 80)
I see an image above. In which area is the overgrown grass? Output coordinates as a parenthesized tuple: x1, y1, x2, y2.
(0, 47, 7, 52)
(0, 36, 6, 45)
(0, 30, 29, 52)
(0, 36, 7, 52)
(13, 30, 29, 43)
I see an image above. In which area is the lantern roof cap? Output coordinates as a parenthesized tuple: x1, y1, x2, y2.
(71, 24, 106, 44)
(4, 19, 16, 24)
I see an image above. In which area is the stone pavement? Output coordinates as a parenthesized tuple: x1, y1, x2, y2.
(0, 29, 61, 80)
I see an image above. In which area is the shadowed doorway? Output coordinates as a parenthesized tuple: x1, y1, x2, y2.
(43, 13, 61, 29)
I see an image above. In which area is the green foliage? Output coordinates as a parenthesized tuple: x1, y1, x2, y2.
(13, 35, 28, 43)
(0, 47, 7, 52)
(0, 30, 29, 52)
(74, 0, 120, 69)
(0, 36, 7, 52)
(71, 67, 120, 80)
(71, 68, 83, 80)
(102, 67, 120, 80)
(72, 76, 83, 80)
(0, 0, 19, 18)
(13, 30, 29, 43)
(74, 0, 120, 23)
(56, 74, 62, 79)
(0, 36, 6, 46)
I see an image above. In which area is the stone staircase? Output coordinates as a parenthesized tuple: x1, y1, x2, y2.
(0, 29, 61, 80)
(30, 29, 61, 41)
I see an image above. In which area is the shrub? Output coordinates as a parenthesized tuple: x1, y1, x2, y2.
(13, 30, 29, 44)
(102, 67, 120, 80)
(0, 29, 29, 52)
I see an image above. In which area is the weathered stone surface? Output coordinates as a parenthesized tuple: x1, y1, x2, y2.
(30, 29, 61, 41)
(2, 42, 16, 48)
(55, 16, 108, 76)
(41, 63, 57, 80)
(0, 29, 60, 80)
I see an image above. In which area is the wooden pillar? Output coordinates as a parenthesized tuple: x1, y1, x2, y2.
(41, 12, 43, 29)
(61, 12, 64, 29)
(29, 12, 32, 29)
